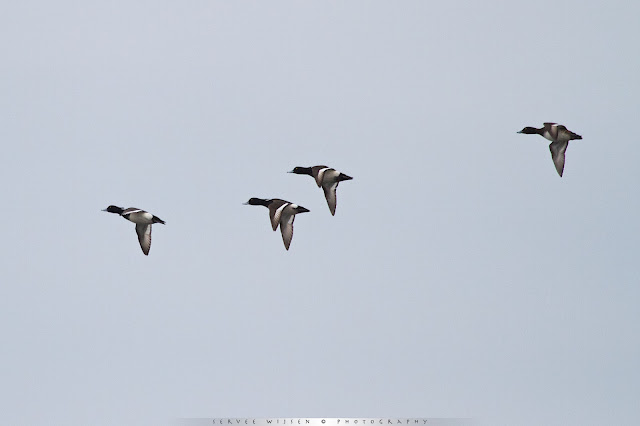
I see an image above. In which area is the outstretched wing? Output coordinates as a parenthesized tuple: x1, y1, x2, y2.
(135, 224, 152, 255)
(549, 141, 568, 177)
(322, 181, 339, 216)
(280, 213, 295, 250)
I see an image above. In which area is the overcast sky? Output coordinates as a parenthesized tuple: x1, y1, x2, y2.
(1, 1, 639, 425)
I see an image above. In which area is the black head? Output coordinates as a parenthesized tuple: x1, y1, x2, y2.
(243, 198, 271, 207)
(517, 126, 541, 135)
(288, 166, 313, 176)
(102, 205, 124, 214)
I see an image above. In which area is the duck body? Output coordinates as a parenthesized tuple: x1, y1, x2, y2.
(244, 198, 309, 250)
(289, 165, 352, 215)
(517, 123, 582, 177)
(102, 205, 165, 255)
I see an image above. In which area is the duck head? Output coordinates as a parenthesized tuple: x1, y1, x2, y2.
(243, 198, 271, 207)
(517, 126, 541, 135)
(288, 166, 313, 176)
(102, 205, 124, 215)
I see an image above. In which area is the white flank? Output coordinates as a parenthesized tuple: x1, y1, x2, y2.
(316, 167, 330, 186)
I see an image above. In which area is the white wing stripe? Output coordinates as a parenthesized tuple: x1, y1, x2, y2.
(275, 203, 289, 217)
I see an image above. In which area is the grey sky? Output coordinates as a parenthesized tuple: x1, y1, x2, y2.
(1, 1, 639, 425)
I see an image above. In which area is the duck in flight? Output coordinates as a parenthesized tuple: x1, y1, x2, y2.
(102, 205, 165, 255)
(288, 165, 353, 215)
(244, 198, 309, 250)
(517, 123, 582, 177)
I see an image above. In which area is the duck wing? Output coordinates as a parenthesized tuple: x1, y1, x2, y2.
(135, 224, 152, 255)
(549, 141, 568, 177)
(322, 181, 339, 216)
(268, 199, 289, 231)
(279, 211, 296, 250)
